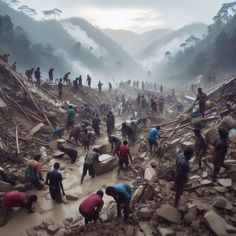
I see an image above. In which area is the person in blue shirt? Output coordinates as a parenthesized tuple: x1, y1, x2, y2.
(106, 183, 131, 220)
(174, 147, 194, 207)
(147, 126, 161, 152)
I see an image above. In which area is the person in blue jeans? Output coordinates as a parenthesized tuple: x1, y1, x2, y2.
(106, 183, 131, 220)
(147, 126, 161, 152)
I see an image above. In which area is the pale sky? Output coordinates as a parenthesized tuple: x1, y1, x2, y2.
(9, 0, 233, 33)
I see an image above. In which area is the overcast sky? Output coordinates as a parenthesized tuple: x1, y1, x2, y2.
(16, 0, 233, 33)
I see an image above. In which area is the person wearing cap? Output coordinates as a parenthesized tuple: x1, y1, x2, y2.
(79, 190, 104, 225)
(45, 162, 65, 203)
(0, 191, 37, 226)
(194, 128, 207, 168)
(81, 148, 100, 184)
(106, 183, 131, 220)
(147, 126, 161, 153)
(212, 128, 229, 182)
(174, 147, 194, 207)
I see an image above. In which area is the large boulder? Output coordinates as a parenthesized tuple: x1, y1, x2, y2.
(181, 141, 194, 151)
(144, 165, 157, 182)
(0, 181, 13, 192)
(204, 210, 236, 236)
(94, 144, 111, 154)
(218, 116, 236, 130)
(137, 207, 153, 219)
(204, 128, 219, 145)
(156, 204, 181, 223)
(213, 197, 233, 210)
(95, 154, 118, 175)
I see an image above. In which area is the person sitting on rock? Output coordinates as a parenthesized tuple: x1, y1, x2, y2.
(212, 128, 229, 182)
(0, 191, 37, 226)
(81, 148, 100, 184)
(117, 141, 133, 174)
(45, 162, 65, 203)
(194, 128, 207, 169)
(79, 190, 104, 225)
(109, 135, 121, 156)
(106, 183, 131, 220)
(173, 147, 194, 207)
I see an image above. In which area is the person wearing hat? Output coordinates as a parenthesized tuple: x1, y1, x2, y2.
(79, 190, 104, 225)
(212, 128, 229, 182)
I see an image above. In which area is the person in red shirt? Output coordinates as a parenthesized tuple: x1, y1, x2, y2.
(117, 141, 133, 174)
(79, 190, 104, 225)
(1, 191, 37, 226)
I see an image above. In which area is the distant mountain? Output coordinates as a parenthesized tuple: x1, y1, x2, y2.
(103, 28, 173, 57)
(139, 23, 207, 60)
(0, 0, 144, 81)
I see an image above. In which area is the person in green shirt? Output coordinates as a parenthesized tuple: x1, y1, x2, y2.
(66, 105, 75, 133)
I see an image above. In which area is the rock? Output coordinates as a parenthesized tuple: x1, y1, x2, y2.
(144, 165, 157, 182)
(200, 179, 212, 185)
(27, 229, 38, 236)
(140, 152, 147, 159)
(14, 183, 28, 192)
(66, 194, 79, 201)
(130, 187, 144, 207)
(204, 210, 236, 236)
(218, 116, 236, 130)
(137, 207, 153, 219)
(42, 217, 54, 229)
(181, 141, 194, 150)
(138, 141, 147, 152)
(0, 181, 13, 192)
(213, 197, 233, 210)
(157, 204, 181, 223)
(158, 227, 174, 236)
(202, 171, 208, 178)
(184, 211, 197, 224)
(94, 154, 118, 175)
(204, 128, 219, 145)
(217, 178, 232, 187)
(125, 225, 135, 236)
(47, 225, 59, 235)
(94, 144, 110, 154)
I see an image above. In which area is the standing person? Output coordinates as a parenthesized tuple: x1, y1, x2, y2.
(34, 67, 41, 89)
(141, 81, 145, 90)
(48, 68, 54, 83)
(159, 96, 164, 113)
(194, 128, 207, 168)
(117, 141, 132, 174)
(66, 105, 75, 133)
(174, 147, 194, 207)
(106, 183, 131, 220)
(1, 192, 37, 226)
(195, 88, 207, 118)
(79, 190, 104, 225)
(81, 148, 100, 184)
(212, 128, 229, 182)
(147, 126, 161, 153)
(109, 135, 121, 156)
(121, 122, 128, 140)
(81, 129, 90, 151)
(45, 162, 65, 203)
(106, 113, 113, 137)
(86, 75, 91, 89)
(25, 154, 43, 190)
(92, 114, 101, 136)
(78, 75, 82, 86)
(109, 82, 112, 93)
(69, 126, 82, 145)
(25, 68, 34, 81)
(98, 81, 103, 93)
(58, 79, 63, 99)
(63, 72, 70, 84)
(127, 122, 136, 144)
(109, 111, 115, 133)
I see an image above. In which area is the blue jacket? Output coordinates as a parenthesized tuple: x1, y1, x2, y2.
(148, 128, 158, 141)
(113, 183, 131, 200)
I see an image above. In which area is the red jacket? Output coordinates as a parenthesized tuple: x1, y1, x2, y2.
(3, 191, 26, 208)
(80, 194, 104, 214)
(118, 145, 129, 159)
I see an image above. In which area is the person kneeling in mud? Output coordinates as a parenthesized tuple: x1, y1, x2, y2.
(81, 148, 100, 184)
(117, 141, 133, 174)
(0, 191, 37, 226)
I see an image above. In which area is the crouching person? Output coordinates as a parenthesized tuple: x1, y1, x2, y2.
(106, 183, 131, 221)
(79, 190, 104, 225)
(0, 191, 37, 226)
